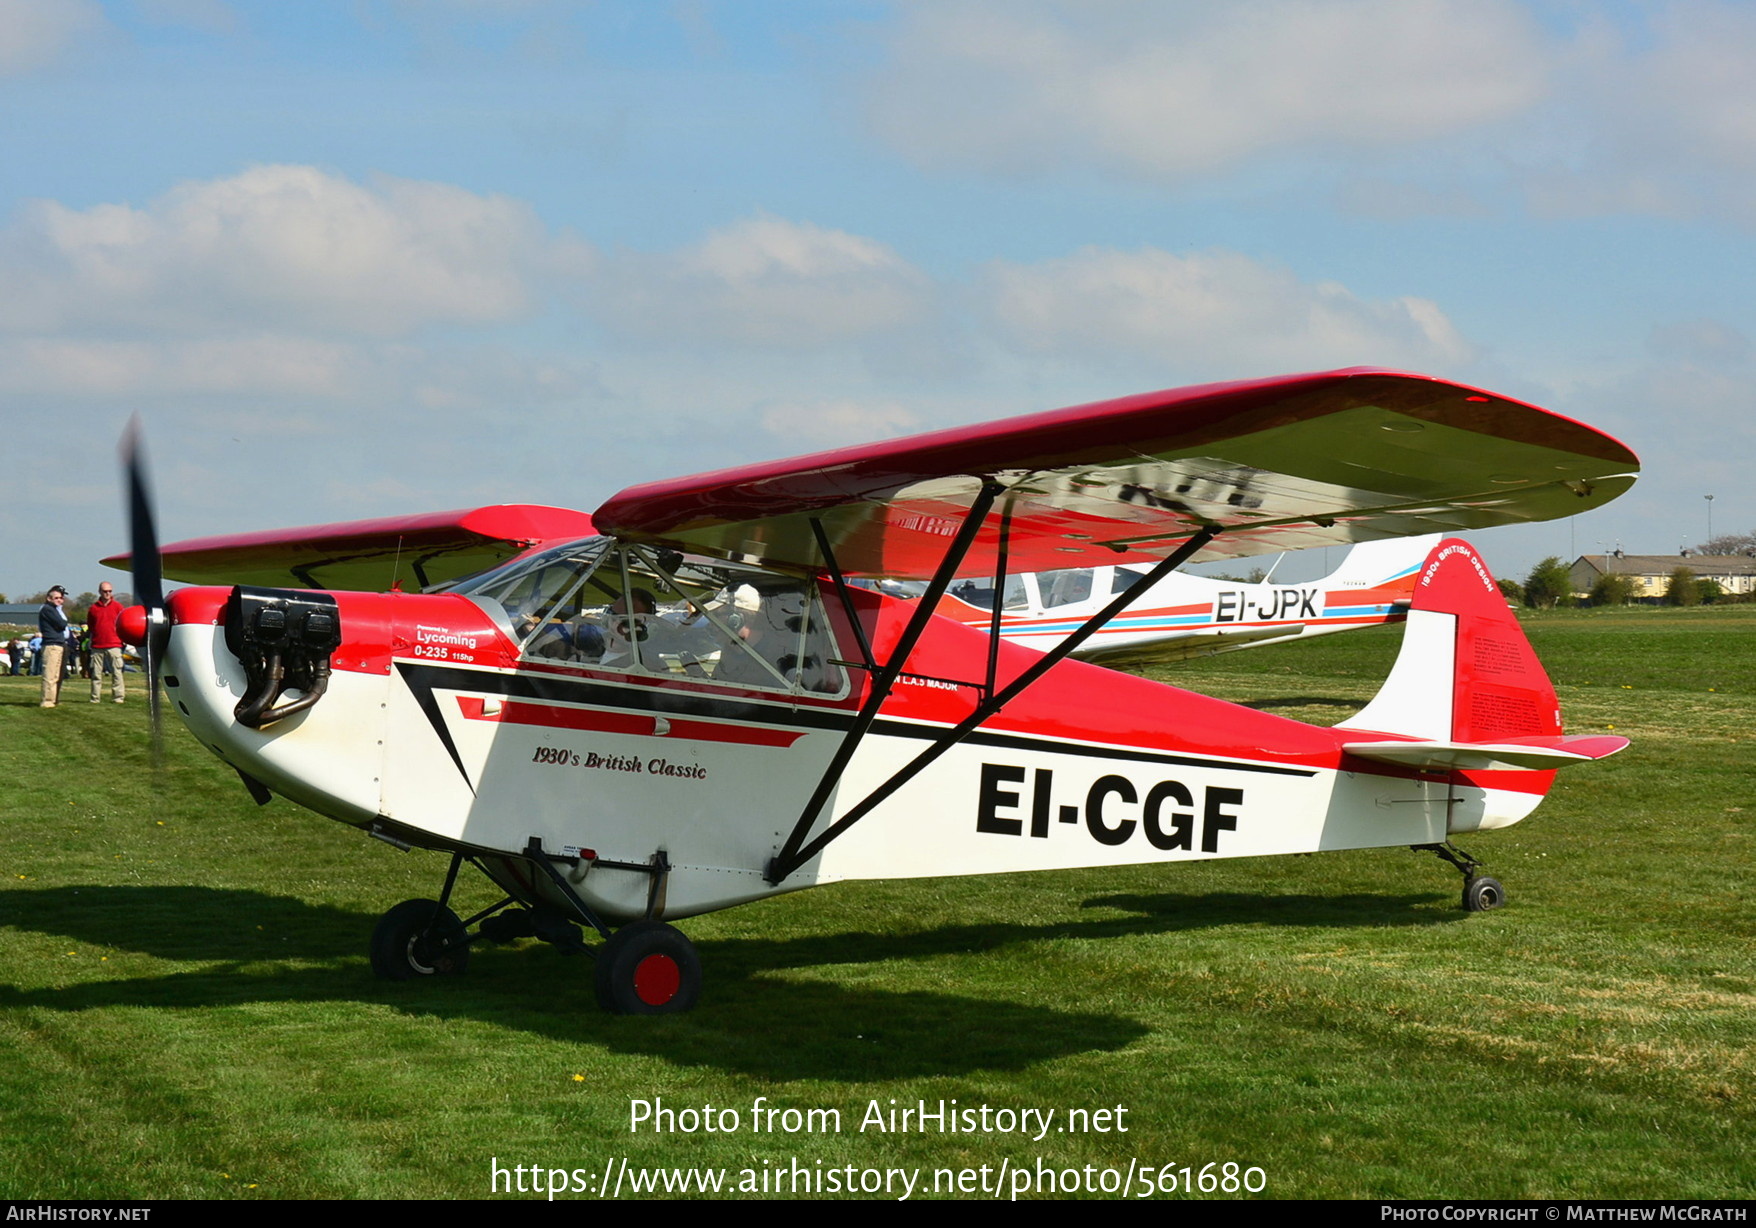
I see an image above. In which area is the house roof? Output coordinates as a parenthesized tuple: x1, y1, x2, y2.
(1574, 553, 1756, 577)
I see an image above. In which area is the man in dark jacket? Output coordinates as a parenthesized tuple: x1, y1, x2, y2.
(38, 586, 71, 707)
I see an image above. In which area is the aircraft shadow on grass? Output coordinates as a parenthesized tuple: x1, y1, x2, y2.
(0, 882, 1454, 1079)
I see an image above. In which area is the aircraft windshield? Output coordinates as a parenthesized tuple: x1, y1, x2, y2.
(454, 538, 845, 696)
(1112, 566, 1150, 595)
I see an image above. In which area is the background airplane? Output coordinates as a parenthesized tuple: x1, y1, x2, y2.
(913, 535, 1438, 665)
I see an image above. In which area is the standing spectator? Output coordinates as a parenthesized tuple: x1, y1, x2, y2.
(87, 583, 126, 704)
(38, 586, 70, 707)
(6, 638, 20, 675)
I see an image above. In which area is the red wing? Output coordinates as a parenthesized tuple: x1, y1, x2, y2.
(594, 368, 1638, 578)
(102, 505, 595, 591)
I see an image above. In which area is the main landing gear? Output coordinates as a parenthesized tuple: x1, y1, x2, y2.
(1418, 842, 1507, 913)
(363, 840, 702, 1014)
(593, 920, 702, 1015)
(1462, 875, 1505, 912)
(370, 899, 471, 979)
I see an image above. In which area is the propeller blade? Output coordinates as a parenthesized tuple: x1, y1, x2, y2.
(120, 416, 167, 758)
(123, 417, 163, 615)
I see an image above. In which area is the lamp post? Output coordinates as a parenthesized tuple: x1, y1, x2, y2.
(1706, 494, 1715, 547)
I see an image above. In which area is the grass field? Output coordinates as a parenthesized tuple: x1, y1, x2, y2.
(0, 606, 1750, 1200)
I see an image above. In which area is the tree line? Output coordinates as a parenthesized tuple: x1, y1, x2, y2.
(2, 591, 135, 623)
(1502, 560, 1724, 608)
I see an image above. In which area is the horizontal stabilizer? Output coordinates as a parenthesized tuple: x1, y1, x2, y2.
(1342, 734, 1629, 773)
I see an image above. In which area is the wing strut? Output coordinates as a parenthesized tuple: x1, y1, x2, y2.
(984, 497, 1015, 696)
(811, 517, 877, 675)
(769, 482, 1004, 882)
(765, 516, 1221, 884)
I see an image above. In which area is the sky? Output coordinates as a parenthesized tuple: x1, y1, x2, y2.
(1, 0, 1751, 598)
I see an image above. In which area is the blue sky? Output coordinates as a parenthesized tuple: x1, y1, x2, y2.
(2, 0, 1751, 597)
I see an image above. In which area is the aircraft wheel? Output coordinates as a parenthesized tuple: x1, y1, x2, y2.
(594, 920, 701, 1015)
(370, 899, 471, 980)
(1462, 876, 1506, 913)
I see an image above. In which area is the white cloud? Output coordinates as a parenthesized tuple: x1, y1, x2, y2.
(0, 333, 600, 416)
(1617, 4, 1756, 176)
(863, 0, 1756, 225)
(757, 399, 924, 448)
(869, 0, 1547, 180)
(0, 335, 363, 398)
(588, 214, 932, 348)
(0, 0, 107, 74)
(0, 164, 573, 337)
(1511, 2, 1756, 224)
(980, 246, 1474, 375)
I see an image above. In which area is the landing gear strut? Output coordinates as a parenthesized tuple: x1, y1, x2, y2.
(363, 839, 703, 1013)
(1417, 842, 1507, 912)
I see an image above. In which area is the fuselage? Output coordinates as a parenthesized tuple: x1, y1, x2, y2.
(161, 535, 1544, 922)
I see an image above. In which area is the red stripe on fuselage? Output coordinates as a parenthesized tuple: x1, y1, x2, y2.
(456, 695, 807, 747)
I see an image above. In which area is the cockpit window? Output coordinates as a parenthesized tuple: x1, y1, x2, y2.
(1037, 569, 1093, 610)
(949, 574, 1031, 612)
(457, 538, 846, 697)
(1112, 566, 1151, 595)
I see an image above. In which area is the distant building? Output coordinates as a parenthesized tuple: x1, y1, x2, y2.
(1569, 552, 1756, 599)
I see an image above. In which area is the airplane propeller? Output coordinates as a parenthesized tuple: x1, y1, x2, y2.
(120, 417, 169, 759)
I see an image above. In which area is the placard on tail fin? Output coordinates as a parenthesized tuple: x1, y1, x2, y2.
(1340, 539, 1626, 771)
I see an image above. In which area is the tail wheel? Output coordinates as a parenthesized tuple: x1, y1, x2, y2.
(594, 920, 701, 1015)
(1462, 876, 1506, 912)
(370, 899, 471, 980)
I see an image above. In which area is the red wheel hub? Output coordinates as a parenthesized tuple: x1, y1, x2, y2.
(632, 953, 681, 1005)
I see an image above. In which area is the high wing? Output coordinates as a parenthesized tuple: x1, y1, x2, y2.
(593, 369, 1637, 578)
(102, 505, 594, 591)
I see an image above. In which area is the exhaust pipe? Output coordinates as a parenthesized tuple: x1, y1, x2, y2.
(224, 586, 342, 729)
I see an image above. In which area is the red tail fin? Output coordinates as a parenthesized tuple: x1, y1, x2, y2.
(1429, 541, 1561, 742)
(1342, 539, 1560, 743)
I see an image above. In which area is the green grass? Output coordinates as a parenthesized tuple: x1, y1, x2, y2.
(0, 607, 1750, 1199)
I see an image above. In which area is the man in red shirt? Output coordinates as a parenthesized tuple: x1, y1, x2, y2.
(87, 582, 127, 704)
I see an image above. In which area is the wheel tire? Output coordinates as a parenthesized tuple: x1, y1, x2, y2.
(594, 920, 701, 1015)
(1462, 876, 1506, 912)
(370, 899, 471, 981)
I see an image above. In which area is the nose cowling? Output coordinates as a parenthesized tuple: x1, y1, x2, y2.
(160, 585, 392, 828)
(160, 585, 346, 728)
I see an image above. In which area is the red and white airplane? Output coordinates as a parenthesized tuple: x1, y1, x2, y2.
(113, 368, 1638, 1014)
(921, 534, 1437, 665)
